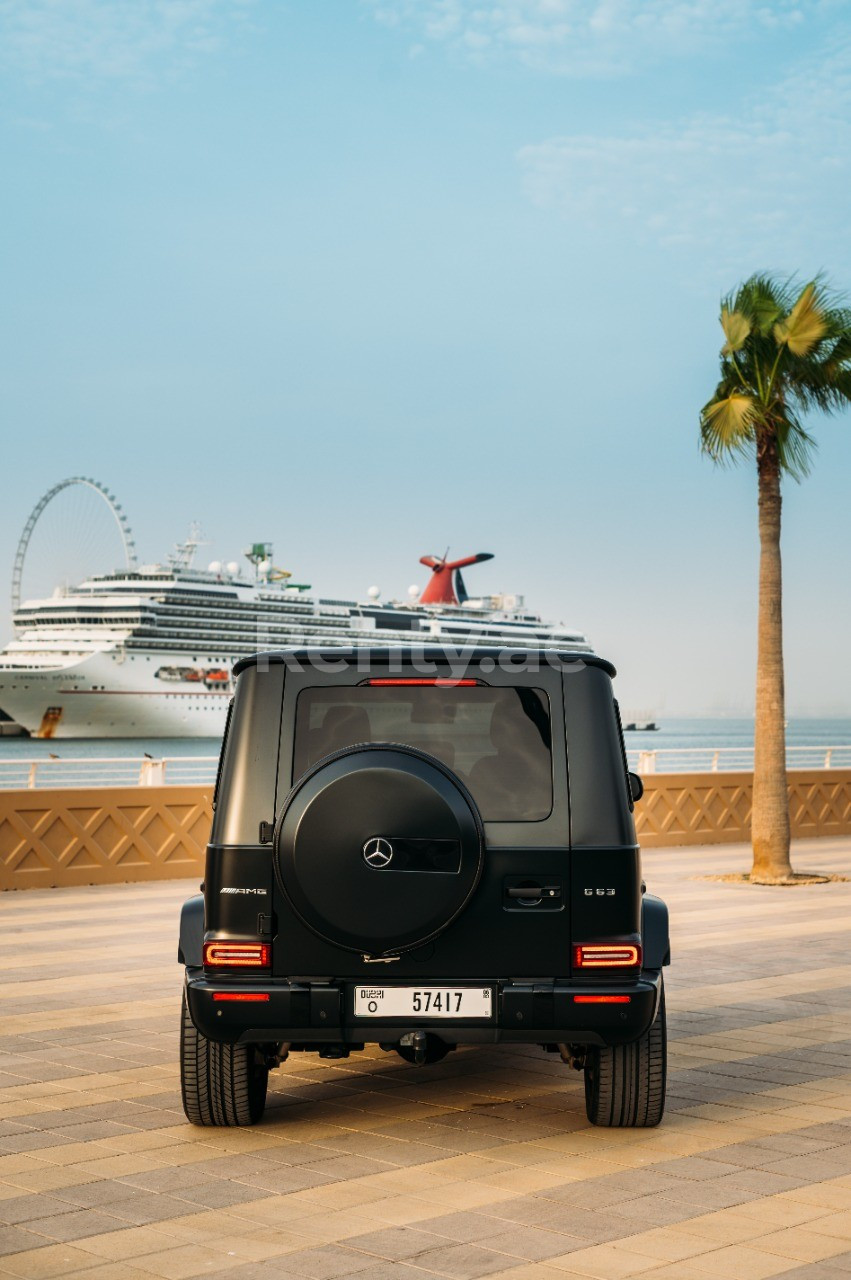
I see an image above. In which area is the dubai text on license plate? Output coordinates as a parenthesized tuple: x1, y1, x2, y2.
(354, 987, 493, 1019)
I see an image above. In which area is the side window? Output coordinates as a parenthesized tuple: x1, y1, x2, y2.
(613, 698, 633, 812)
(212, 698, 234, 811)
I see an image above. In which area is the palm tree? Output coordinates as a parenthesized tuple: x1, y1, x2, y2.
(700, 274, 851, 883)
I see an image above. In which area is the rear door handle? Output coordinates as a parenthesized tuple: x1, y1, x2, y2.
(507, 885, 561, 899)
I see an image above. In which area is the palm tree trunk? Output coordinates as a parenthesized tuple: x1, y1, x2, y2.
(751, 430, 793, 882)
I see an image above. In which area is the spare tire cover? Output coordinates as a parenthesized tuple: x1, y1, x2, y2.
(275, 744, 484, 956)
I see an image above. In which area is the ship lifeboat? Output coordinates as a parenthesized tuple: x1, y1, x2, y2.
(156, 666, 201, 682)
(204, 669, 230, 685)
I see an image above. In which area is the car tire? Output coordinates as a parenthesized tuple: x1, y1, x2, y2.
(180, 992, 268, 1126)
(583, 981, 666, 1128)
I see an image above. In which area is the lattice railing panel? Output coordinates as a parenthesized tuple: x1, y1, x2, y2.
(0, 787, 212, 889)
(636, 769, 851, 847)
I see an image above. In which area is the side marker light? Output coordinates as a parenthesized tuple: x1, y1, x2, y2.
(573, 995, 631, 1004)
(212, 992, 270, 1003)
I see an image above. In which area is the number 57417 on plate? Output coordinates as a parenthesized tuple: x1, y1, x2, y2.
(354, 986, 492, 1018)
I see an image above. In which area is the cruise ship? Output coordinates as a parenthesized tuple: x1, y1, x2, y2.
(0, 537, 591, 738)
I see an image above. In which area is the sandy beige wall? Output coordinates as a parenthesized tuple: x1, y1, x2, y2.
(1, 770, 850, 889)
(635, 768, 851, 848)
(0, 785, 214, 890)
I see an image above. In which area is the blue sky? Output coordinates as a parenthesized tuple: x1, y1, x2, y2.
(1, 0, 850, 716)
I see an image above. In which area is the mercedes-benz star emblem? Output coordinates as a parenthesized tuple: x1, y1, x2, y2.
(363, 837, 393, 868)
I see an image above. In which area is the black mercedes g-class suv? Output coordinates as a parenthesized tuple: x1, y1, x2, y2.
(179, 646, 669, 1128)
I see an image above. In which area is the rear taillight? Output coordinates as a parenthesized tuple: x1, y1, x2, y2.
(573, 944, 641, 969)
(203, 942, 270, 969)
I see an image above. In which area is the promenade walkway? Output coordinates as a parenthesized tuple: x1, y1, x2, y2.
(1, 838, 850, 1280)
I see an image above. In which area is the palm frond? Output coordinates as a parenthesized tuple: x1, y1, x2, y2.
(774, 281, 828, 356)
(720, 307, 751, 355)
(790, 365, 851, 415)
(826, 332, 851, 365)
(700, 393, 759, 463)
(727, 275, 786, 335)
(775, 414, 816, 481)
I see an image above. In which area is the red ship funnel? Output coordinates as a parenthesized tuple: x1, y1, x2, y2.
(419, 553, 493, 606)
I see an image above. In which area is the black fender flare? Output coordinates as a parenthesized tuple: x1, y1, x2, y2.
(178, 894, 205, 966)
(641, 892, 670, 968)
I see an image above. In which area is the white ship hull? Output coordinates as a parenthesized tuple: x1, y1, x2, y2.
(0, 650, 232, 738)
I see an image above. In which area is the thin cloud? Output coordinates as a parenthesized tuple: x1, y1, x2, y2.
(365, 0, 811, 74)
(0, 0, 255, 87)
(516, 37, 851, 265)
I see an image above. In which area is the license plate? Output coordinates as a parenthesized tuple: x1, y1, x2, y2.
(354, 986, 493, 1019)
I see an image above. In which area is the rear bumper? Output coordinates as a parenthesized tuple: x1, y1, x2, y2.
(185, 971, 662, 1048)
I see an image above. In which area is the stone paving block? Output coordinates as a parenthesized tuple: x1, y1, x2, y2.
(414, 1210, 505, 1243)
(479, 1225, 588, 1262)
(171, 1182, 274, 1211)
(0, 1192, 81, 1224)
(127, 1242, 238, 1278)
(807, 1211, 851, 1241)
(758, 1226, 851, 1263)
(186, 1267, 303, 1280)
(345, 1224, 446, 1259)
(545, 1240, 662, 1277)
(22, 1208, 130, 1243)
(0, 1222, 51, 1255)
(406, 1240, 521, 1278)
(76, 1225, 186, 1260)
(264, 1243, 386, 1277)
(106, 1194, 215, 1227)
(599, 1197, 696, 1230)
(630, 1265, 756, 1280)
(65, 1267, 170, 1280)
(769, 1266, 851, 1280)
(824, 1254, 851, 1273)
(51, 1181, 145, 1210)
(0, 1240, 105, 1277)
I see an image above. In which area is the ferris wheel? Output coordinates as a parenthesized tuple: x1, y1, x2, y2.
(11, 477, 138, 616)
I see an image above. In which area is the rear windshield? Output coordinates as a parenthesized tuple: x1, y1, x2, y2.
(293, 685, 552, 821)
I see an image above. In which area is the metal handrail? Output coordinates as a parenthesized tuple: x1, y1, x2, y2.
(0, 756, 219, 789)
(1, 745, 850, 788)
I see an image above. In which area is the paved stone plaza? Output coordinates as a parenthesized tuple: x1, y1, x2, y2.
(2, 838, 850, 1280)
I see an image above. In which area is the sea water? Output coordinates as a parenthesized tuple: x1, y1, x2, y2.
(1, 718, 850, 761)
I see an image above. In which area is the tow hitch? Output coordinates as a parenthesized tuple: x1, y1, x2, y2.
(399, 1030, 429, 1065)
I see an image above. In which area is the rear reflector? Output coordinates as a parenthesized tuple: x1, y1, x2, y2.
(573, 994, 631, 1004)
(365, 678, 478, 687)
(574, 944, 641, 969)
(203, 942, 270, 968)
(213, 992, 270, 1003)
